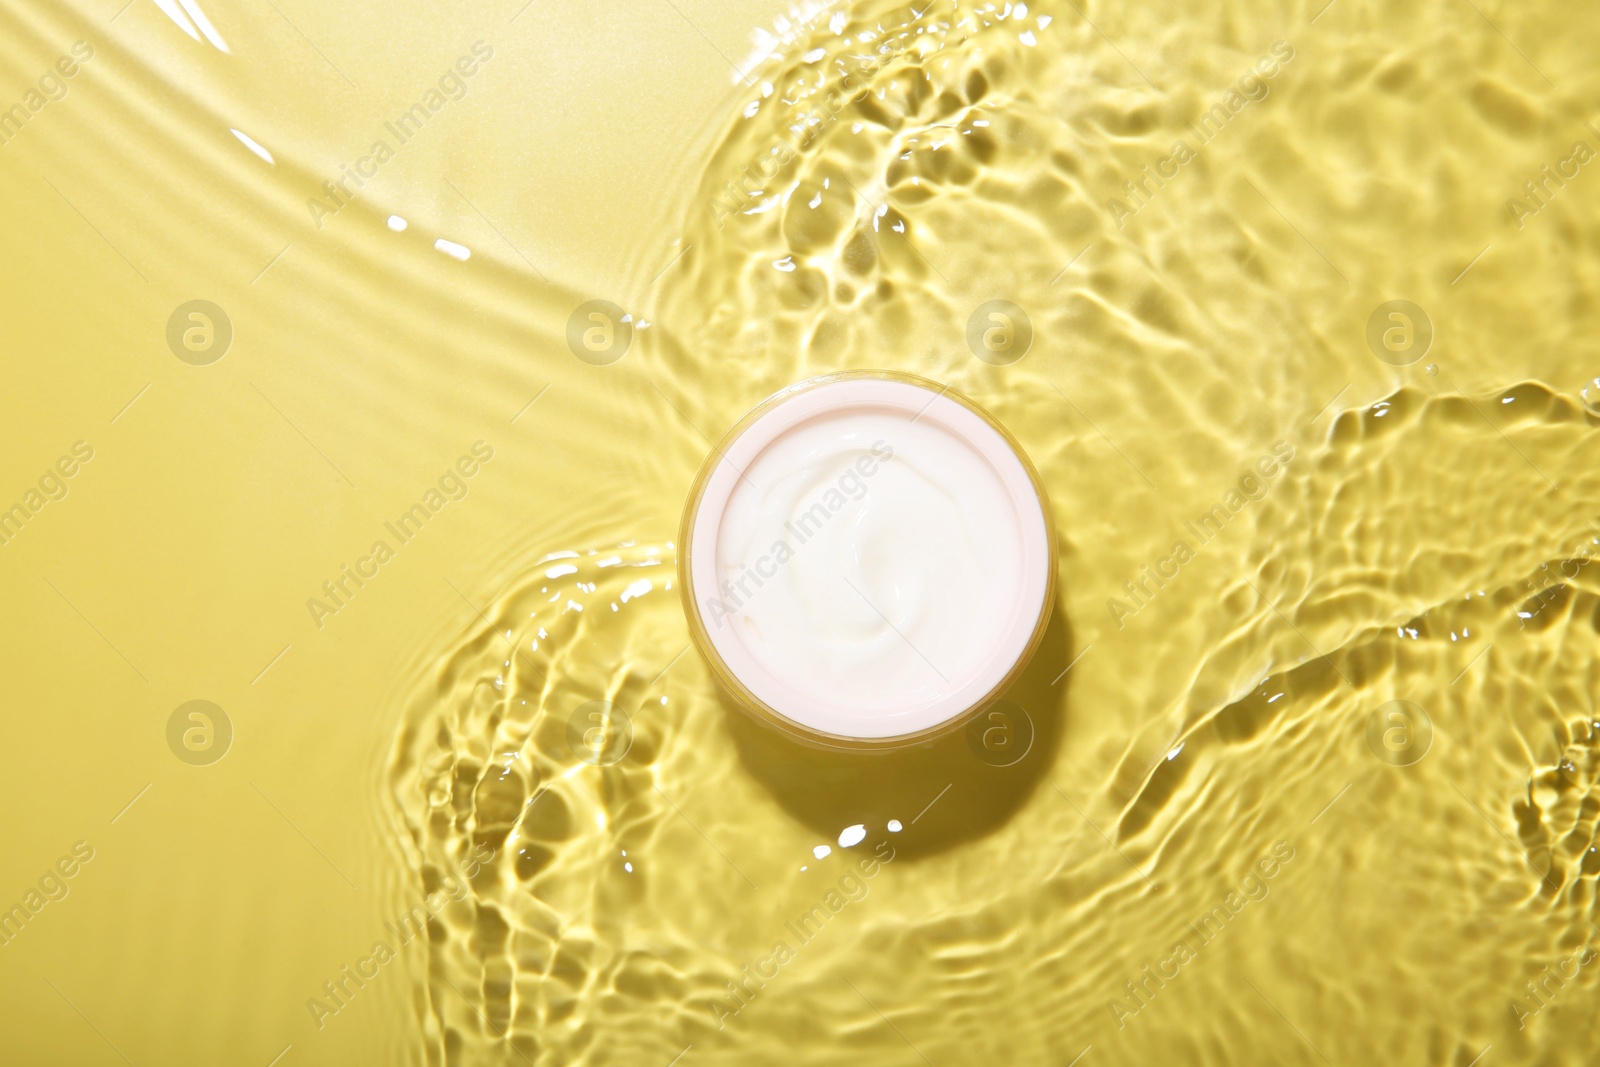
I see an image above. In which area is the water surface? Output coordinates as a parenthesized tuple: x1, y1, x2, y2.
(2, 0, 1598, 1064)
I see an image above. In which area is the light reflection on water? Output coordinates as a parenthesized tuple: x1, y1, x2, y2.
(3, 0, 1598, 1063)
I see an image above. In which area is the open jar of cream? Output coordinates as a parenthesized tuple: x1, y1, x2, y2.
(679, 372, 1056, 749)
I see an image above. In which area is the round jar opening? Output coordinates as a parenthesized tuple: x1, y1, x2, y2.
(681, 373, 1055, 747)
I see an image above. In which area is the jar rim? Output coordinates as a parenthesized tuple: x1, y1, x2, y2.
(677, 370, 1057, 750)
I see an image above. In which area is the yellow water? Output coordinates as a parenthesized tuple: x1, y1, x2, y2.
(4, 0, 1600, 1063)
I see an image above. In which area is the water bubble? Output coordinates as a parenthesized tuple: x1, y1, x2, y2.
(1581, 378, 1600, 416)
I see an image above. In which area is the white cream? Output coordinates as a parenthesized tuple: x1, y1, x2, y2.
(713, 410, 1022, 714)
(685, 375, 1053, 741)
